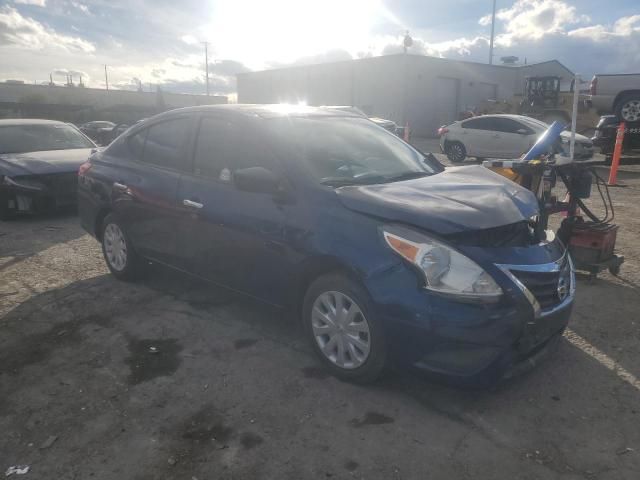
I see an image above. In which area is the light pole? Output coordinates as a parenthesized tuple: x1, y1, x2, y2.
(489, 0, 497, 65)
(203, 42, 210, 96)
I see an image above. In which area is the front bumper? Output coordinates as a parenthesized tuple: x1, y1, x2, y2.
(1, 173, 78, 215)
(366, 247, 574, 383)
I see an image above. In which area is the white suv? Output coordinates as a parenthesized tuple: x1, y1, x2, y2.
(438, 114, 593, 163)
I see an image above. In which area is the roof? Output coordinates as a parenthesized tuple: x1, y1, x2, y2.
(157, 103, 362, 119)
(237, 54, 574, 77)
(0, 118, 70, 126)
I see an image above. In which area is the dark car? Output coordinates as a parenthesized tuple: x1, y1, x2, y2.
(78, 104, 574, 384)
(80, 121, 116, 145)
(0, 119, 96, 220)
(591, 115, 640, 157)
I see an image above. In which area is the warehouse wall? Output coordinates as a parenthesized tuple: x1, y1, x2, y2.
(237, 55, 573, 137)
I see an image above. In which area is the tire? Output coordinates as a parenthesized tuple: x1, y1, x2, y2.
(446, 141, 466, 163)
(614, 94, 640, 123)
(302, 273, 387, 383)
(101, 213, 143, 281)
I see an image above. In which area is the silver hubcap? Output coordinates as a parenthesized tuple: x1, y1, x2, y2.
(104, 223, 127, 271)
(311, 291, 371, 369)
(621, 100, 640, 122)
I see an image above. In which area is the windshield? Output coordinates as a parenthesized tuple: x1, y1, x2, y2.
(0, 124, 95, 154)
(266, 117, 439, 186)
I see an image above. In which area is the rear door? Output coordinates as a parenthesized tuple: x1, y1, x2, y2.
(491, 117, 535, 158)
(177, 115, 290, 304)
(459, 117, 498, 157)
(112, 115, 194, 266)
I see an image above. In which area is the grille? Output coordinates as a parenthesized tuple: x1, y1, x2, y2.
(510, 259, 571, 310)
(41, 173, 78, 204)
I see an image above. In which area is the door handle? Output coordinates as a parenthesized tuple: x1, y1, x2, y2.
(183, 199, 204, 209)
(113, 182, 128, 191)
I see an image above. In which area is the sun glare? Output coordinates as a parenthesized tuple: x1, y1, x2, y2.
(205, 0, 399, 69)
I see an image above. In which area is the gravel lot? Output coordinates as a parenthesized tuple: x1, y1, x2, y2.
(1, 153, 639, 480)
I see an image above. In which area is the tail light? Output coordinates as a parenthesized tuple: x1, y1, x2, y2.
(590, 76, 597, 96)
(78, 161, 92, 176)
(437, 126, 449, 136)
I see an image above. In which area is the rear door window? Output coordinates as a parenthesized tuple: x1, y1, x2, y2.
(492, 118, 528, 134)
(461, 117, 496, 131)
(141, 118, 190, 170)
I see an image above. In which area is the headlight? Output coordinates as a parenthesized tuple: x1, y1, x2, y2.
(382, 225, 503, 301)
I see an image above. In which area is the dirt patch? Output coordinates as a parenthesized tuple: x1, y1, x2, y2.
(350, 411, 395, 427)
(124, 338, 182, 385)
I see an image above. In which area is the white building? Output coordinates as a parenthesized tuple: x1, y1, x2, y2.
(237, 54, 573, 137)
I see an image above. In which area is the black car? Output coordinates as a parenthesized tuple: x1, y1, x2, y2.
(0, 119, 96, 220)
(79, 104, 573, 384)
(80, 121, 117, 145)
(591, 115, 640, 157)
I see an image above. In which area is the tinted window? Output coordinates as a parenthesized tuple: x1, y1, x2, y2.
(193, 117, 237, 179)
(128, 129, 147, 160)
(142, 118, 189, 170)
(492, 118, 527, 134)
(461, 117, 495, 130)
(194, 117, 276, 180)
(0, 124, 94, 154)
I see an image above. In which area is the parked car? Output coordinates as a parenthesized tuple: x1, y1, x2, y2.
(324, 106, 404, 137)
(0, 119, 96, 220)
(591, 115, 640, 158)
(588, 73, 640, 122)
(439, 114, 594, 163)
(80, 120, 116, 145)
(79, 105, 574, 384)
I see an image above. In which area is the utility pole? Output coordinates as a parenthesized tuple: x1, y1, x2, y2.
(489, 0, 497, 65)
(203, 41, 210, 96)
(104, 64, 109, 91)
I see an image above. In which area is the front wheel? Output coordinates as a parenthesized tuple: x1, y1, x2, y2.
(101, 213, 143, 280)
(303, 274, 387, 383)
(446, 141, 466, 163)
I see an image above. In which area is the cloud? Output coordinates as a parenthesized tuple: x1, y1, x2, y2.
(180, 34, 198, 46)
(13, 0, 46, 6)
(479, 0, 588, 46)
(0, 5, 94, 52)
(569, 15, 640, 40)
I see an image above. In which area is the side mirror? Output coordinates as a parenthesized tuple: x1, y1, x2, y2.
(516, 128, 529, 135)
(234, 167, 281, 194)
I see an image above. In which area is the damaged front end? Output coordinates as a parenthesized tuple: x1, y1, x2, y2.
(1, 172, 78, 218)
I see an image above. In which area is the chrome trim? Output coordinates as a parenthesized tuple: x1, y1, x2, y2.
(497, 252, 575, 319)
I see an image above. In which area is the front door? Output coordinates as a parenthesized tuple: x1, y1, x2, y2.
(177, 115, 291, 305)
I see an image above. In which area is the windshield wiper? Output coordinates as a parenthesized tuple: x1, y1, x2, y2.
(320, 174, 387, 187)
(382, 171, 431, 183)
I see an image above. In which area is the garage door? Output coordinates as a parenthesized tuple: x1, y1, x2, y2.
(435, 77, 460, 128)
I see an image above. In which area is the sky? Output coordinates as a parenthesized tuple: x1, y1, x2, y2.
(0, 0, 639, 98)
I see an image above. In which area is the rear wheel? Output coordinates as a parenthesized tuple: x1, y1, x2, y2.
(615, 94, 640, 123)
(101, 213, 143, 280)
(446, 141, 466, 163)
(303, 274, 387, 383)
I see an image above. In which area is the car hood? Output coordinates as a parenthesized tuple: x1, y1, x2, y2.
(334, 165, 539, 235)
(559, 131, 591, 143)
(0, 148, 92, 176)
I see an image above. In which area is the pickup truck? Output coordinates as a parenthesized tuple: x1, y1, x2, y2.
(589, 74, 640, 122)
